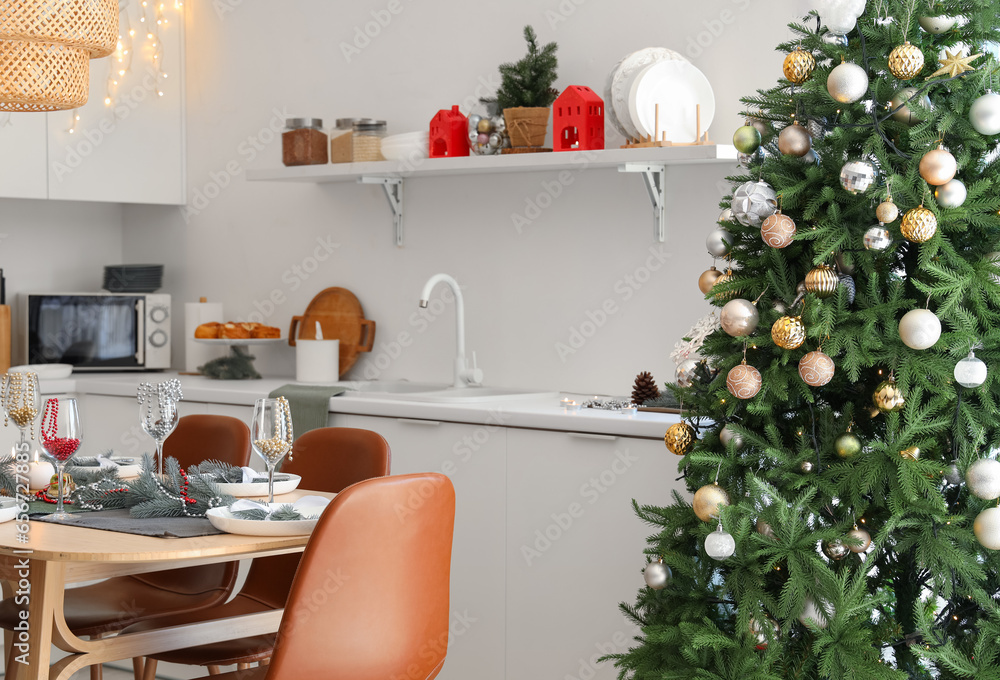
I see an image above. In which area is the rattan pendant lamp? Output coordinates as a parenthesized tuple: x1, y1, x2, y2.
(0, 0, 118, 111)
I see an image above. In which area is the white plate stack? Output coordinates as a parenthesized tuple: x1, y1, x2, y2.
(381, 131, 429, 161)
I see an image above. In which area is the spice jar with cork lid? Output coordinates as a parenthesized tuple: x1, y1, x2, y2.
(282, 118, 328, 166)
(352, 119, 387, 162)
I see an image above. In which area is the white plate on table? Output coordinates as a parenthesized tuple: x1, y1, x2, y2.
(0, 498, 20, 524)
(628, 59, 715, 143)
(215, 474, 301, 498)
(206, 498, 329, 536)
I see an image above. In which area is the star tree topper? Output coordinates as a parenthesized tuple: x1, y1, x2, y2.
(926, 49, 982, 79)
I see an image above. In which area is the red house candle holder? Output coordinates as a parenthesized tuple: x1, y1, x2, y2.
(553, 86, 605, 152)
(429, 105, 470, 158)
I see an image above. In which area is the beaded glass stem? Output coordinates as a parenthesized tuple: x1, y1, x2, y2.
(39, 397, 82, 520)
(137, 379, 183, 475)
(250, 397, 293, 503)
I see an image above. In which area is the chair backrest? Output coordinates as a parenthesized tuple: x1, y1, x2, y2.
(238, 427, 393, 609)
(162, 414, 251, 469)
(267, 473, 456, 679)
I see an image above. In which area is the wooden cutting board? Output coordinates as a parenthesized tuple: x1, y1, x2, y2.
(288, 288, 375, 377)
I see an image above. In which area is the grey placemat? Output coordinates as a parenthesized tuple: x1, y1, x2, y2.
(33, 508, 224, 538)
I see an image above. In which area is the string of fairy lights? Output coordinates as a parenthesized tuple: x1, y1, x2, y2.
(66, 0, 182, 134)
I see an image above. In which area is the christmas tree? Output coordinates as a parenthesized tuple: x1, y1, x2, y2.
(607, 2, 1000, 679)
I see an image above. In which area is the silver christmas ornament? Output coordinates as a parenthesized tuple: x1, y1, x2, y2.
(718, 208, 733, 224)
(643, 559, 671, 589)
(799, 597, 831, 628)
(706, 228, 733, 257)
(822, 539, 850, 560)
(822, 32, 848, 47)
(955, 350, 987, 387)
(889, 87, 931, 125)
(974, 506, 1000, 550)
(898, 309, 942, 350)
(839, 274, 856, 304)
(864, 226, 892, 250)
(737, 147, 767, 167)
(935, 179, 967, 208)
(676, 359, 699, 388)
(799, 149, 821, 165)
(827, 62, 869, 104)
(970, 92, 1000, 136)
(731, 181, 778, 227)
(945, 462, 963, 486)
(705, 524, 736, 560)
(918, 15, 957, 33)
(800, 460, 815, 473)
(720, 299, 759, 337)
(806, 117, 827, 141)
(840, 160, 876, 194)
(719, 424, 745, 450)
(778, 123, 812, 157)
(966, 458, 1000, 500)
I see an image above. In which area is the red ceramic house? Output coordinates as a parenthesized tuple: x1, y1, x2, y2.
(429, 105, 469, 158)
(553, 86, 605, 152)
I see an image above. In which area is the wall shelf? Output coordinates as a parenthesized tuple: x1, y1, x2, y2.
(246, 144, 738, 246)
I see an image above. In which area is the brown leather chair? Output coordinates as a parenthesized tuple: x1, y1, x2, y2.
(128, 427, 391, 678)
(202, 472, 455, 680)
(0, 414, 251, 680)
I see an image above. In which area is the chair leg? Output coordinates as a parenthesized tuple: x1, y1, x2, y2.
(141, 657, 158, 680)
(5, 636, 21, 680)
(207, 665, 222, 675)
(90, 632, 106, 680)
(132, 656, 145, 680)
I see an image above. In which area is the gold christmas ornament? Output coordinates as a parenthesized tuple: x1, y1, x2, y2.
(778, 122, 812, 157)
(783, 47, 816, 84)
(693, 482, 730, 522)
(888, 41, 925, 79)
(664, 422, 696, 456)
(771, 316, 806, 350)
(873, 378, 905, 412)
(919, 146, 958, 186)
(900, 205, 938, 243)
(726, 361, 762, 399)
(698, 266, 723, 295)
(927, 48, 982, 79)
(798, 350, 835, 387)
(876, 199, 899, 223)
(900, 446, 921, 461)
(847, 526, 871, 553)
(713, 269, 738, 301)
(835, 431, 861, 458)
(760, 211, 797, 249)
(804, 264, 839, 299)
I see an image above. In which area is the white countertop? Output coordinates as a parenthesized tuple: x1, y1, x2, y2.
(45, 372, 680, 440)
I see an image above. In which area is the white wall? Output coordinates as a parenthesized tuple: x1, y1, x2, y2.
(121, 0, 811, 394)
(0, 199, 123, 363)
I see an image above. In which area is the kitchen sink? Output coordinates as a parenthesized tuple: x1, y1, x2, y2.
(388, 386, 559, 403)
(339, 380, 450, 394)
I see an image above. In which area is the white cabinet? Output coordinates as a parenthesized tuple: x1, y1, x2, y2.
(342, 413, 507, 680)
(505, 429, 683, 680)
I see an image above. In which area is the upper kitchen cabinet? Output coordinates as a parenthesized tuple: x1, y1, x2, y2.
(0, 113, 47, 200)
(47, 3, 186, 205)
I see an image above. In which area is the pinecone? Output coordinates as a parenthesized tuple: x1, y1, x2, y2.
(631, 372, 660, 405)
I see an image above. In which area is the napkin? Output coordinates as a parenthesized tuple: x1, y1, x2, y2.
(230, 495, 330, 520)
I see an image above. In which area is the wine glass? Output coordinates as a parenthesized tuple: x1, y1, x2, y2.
(250, 397, 293, 503)
(2, 371, 40, 456)
(39, 397, 82, 520)
(138, 380, 183, 475)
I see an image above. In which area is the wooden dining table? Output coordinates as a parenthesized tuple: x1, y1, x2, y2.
(0, 489, 333, 680)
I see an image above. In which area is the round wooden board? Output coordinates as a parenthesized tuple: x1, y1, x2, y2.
(288, 288, 375, 377)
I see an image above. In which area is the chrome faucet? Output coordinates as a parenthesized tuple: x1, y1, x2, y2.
(419, 273, 483, 388)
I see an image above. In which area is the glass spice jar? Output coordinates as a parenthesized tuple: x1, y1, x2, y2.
(282, 118, 328, 166)
(330, 118, 361, 164)
(352, 119, 387, 162)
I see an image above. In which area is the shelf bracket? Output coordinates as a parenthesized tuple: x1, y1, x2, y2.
(619, 163, 667, 243)
(359, 176, 404, 246)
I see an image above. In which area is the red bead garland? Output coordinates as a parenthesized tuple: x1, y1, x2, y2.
(40, 399, 79, 460)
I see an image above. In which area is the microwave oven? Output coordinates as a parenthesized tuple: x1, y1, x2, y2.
(23, 293, 171, 371)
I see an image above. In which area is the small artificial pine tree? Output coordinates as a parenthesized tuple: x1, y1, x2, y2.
(607, 2, 1000, 679)
(485, 25, 559, 109)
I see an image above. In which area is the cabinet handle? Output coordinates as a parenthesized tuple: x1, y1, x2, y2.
(567, 432, 618, 441)
(396, 418, 441, 427)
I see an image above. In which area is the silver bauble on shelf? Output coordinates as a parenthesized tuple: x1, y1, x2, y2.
(827, 62, 869, 104)
(839, 274, 856, 304)
(720, 424, 744, 450)
(935, 179, 967, 208)
(706, 228, 733, 257)
(778, 123, 811, 157)
(864, 226, 892, 250)
(643, 559, 671, 590)
(970, 92, 1000, 136)
(974, 507, 1000, 550)
(721, 298, 759, 337)
(799, 597, 831, 628)
(840, 160, 876, 194)
(705, 524, 736, 560)
(888, 87, 931, 125)
(954, 350, 987, 388)
(847, 527, 871, 553)
(898, 308, 942, 350)
(966, 458, 1000, 500)
(731, 180, 778, 227)
(676, 359, 699, 388)
(918, 15, 957, 33)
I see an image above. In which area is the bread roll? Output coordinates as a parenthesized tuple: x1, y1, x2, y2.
(194, 322, 220, 339)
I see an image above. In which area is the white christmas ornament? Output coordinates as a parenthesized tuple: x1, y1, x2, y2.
(919, 15, 957, 33)
(670, 314, 722, 367)
(966, 458, 1000, 500)
(974, 507, 1000, 550)
(954, 350, 987, 388)
(970, 92, 1000, 136)
(827, 62, 869, 103)
(815, 0, 866, 35)
(935, 179, 967, 208)
(705, 524, 736, 560)
(898, 309, 942, 350)
(799, 597, 832, 628)
(731, 181, 778, 227)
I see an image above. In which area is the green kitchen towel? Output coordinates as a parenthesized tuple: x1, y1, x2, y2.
(268, 383, 345, 441)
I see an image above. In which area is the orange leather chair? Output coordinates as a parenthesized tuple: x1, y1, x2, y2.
(202, 472, 455, 680)
(0, 414, 251, 680)
(128, 427, 391, 678)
